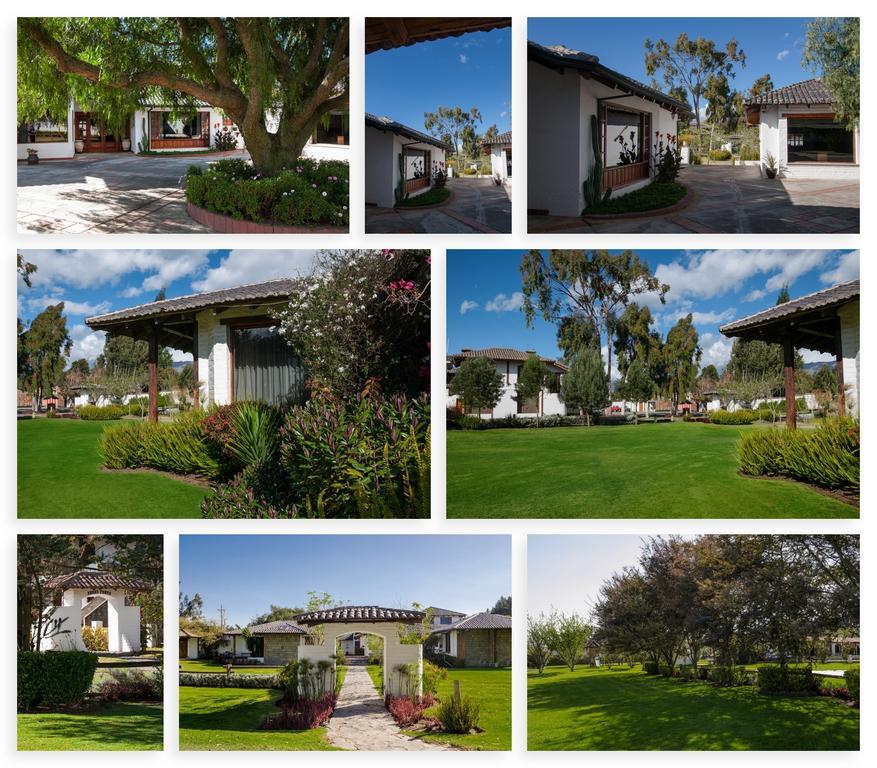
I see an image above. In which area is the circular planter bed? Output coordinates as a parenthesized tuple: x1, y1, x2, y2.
(187, 202, 347, 234)
(395, 188, 453, 210)
(582, 183, 693, 221)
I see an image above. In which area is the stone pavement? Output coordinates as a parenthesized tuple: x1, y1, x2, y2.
(366, 177, 511, 234)
(326, 660, 448, 751)
(16, 150, 250, 234)
(529, 164, 859, 234)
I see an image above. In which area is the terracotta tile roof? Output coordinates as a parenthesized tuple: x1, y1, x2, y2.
(248, 620, 308, 635)
(448, 347, 569, 371)
(483, 131, 512, 146)
(432, 612, 512, 632)
(745, 78, 835, 106)
(179, 627, 202, 639)
(720, 280, 859, 335)
(365, 113, 454, 152)
(43, 569, 151, 591)
(528, 40, 691, 114)
(294, 606, 426, 624)
(86, 277, 302, 328)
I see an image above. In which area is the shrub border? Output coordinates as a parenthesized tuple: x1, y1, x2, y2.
(581, 185, 694, 221)
(187, 202, 347, 234)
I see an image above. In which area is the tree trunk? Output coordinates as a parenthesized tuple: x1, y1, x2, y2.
(17, 584, 33, 651)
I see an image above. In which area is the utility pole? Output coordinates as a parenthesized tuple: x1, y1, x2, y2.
(218, 604, 226, 631)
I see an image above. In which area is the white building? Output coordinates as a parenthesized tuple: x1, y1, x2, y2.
(364, 113, 451, 208)
(18, 99, 349, 161)
(483, 131, 512, 182)
(38, 569, 147, 654)
(744, 79, 859, 179)
(87, 278, 307, 419)
(527, 41, 689, 217)
(447, 347, 568, 419)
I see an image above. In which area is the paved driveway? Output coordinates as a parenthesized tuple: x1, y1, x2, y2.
(17, 150, 249, 234)
(366, 177, 511, 234)
(529, 164, 860, 234)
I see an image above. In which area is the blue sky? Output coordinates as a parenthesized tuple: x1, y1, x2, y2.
(529, 535, 669, 616)
(366, 27, 511, 138)
(180, 535, 511, 627)
(529, 17, 819, 112)
(17, 249, 319, 365)
(447, 249, 859, 376)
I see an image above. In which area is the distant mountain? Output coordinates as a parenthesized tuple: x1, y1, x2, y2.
(802, 361, 836, 373)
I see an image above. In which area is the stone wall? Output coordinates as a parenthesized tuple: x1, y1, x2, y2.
(262, 634, 302, 666)
(459, 629, 511, 667)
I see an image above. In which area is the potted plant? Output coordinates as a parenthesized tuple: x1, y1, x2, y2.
(493, 173, 502, 185)
(764, 152, 778, 179)
(121, 137, 131, 151)
(26, 148, 39, 165)
(74, 138, 85, 153)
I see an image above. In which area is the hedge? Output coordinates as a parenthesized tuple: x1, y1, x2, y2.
(737, 417, 859, 490)
(77, 404, 127, 421)
(708, 665, 751, 687)
(756, 664, 818, 694)
(643, 661, 660, 675)
(708, 408, 758, 425)
(844, 668, 859, 704)
(18, 650, 98, 710)
(179, 672, 280, 688)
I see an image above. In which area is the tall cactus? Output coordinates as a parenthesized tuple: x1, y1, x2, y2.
(394, 152, 407, 205)
(582, 114, 611, 213)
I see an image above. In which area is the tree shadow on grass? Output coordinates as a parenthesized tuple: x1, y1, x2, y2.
(178, 690, 282, 733)
(18, 702, 163, 750)
(528, 670, 859, 751)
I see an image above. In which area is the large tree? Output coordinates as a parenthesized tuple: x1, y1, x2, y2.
(521, 250, 669, 397)
(423, 105, 482, 159)
(748, 74, 774, 99)
(644, 34, 746, 128)
(18, 18, 349, 176)
(561, 347, 609, 426)
(664, 314, 701, 415)
(19, 303, 72, 411)
(515, 353, 549, 425)
(802, 17, 859, 130)
(97, 334, 174, 376)
(450, 357, 504, 415)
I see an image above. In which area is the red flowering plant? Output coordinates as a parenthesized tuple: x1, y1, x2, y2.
(651, 132, 683, 183)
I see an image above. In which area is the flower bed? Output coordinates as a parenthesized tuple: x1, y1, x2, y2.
(385, 693, 436, 728)
(396, 187, 451, 208)
(184, 157, 348, 228)
(259, 693, 337, 729)
(179, 672, 280, 689)
(584, 181, 688, 216)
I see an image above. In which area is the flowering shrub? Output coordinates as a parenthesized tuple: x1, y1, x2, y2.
(281, 390, 430, 518)
(184, 157, 349, 227)
(95, 669, 163, 702)
(273, 249, 430, 399)
(179, 672, 280, 688)
(81, 625, 108, 651)
(200, 460, 297, 518)
(435, 691, 481, 733)
(260, 693, 337, 729)
(78, 404, 127, 420)
(213, 128, 239, 151)
(385, 693, 436, 728)
(651, 132, 683, 183)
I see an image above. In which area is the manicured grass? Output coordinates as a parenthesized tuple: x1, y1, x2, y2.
(396, 186, 450, 207)
(18, 702, 163, 750)
(447, 422, 855, 518)
(413, 668, 511, 751)
(179, 659, 282, 675)
(366, 663, 384, 693)
(18, 419, 208, 518)
(528, 665, 859, 750)
(585, 181, 686, 215)
(179, 687, 338, 750)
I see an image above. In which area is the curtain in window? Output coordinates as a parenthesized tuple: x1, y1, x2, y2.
(231, 326, 306, 405)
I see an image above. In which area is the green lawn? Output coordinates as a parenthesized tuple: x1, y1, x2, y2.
(179, 659, 281, 675)
(18, 702, 163, 750)
(396, 186, 451, 207)
(413, 667, 511, 750)
(18, 419, 207, 518)
(178, 687, 338, 750)
(447, 422, 856, 518)
(528, 665, 859, 750)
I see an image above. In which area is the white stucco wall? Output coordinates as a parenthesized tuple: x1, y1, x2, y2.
(365, 126, 396, 208)
(38, 606, 86, 651)
(303, 141, 350, 162)
(184, 637, 200, 659)
(17, 104, 75, 160)
(838, 300, 860, 416)
(757, 103, 859, 178)
(38, 588, 140, 652)
(490, 144, 511, 180)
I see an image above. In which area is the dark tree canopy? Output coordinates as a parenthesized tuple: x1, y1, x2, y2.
(18, 17, 349, 175)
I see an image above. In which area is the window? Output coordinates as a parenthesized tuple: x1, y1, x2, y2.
(605, 108, 647, 166)
(440, 616, 453, 625)
(406, 149, 427, 180)
(230, 324, 306, 405)
(786, 117, 854, 163)
(160, 112, 202, 139)
(18, 116, 68, 144)
(314, 113, 349, 145)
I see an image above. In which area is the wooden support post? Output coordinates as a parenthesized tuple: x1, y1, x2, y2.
(835, 315, 846, 417)
(783, 332, 797, 430)
(148, 326, 159, 423)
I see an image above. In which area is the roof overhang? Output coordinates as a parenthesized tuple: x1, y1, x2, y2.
(365, 17, 510, 54)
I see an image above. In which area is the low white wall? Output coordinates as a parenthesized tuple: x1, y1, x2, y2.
(38, 606, 85, 651)
(18, 106, 75, 160)
(303, 142, 350, 162)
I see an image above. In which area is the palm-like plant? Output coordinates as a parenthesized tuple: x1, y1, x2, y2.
(228, 402, 282, 468)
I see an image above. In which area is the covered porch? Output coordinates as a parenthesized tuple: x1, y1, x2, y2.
(720, 280, 860, 429)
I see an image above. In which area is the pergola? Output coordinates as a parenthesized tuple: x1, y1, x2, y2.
(365, 18, 510, 54)
(85, 279, 301, 422)
(720, 280, 859, 429)
(294, 606, 426, 697)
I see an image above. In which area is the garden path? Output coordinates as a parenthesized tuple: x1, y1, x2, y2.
(326, 661, 448, 751)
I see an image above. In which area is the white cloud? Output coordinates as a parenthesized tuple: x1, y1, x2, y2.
(819, 251, 859, 285)
(460, 300, 479, 315)
(25, 295, 110, 317)
(68, 325, 106, 364)
(171, 349, 194, 363)
(688, 309, 737, 325)
(698, 332, 734, 371)
(744, 288, 768, 302)
(801, 349, 834, 364)
(777, 49, 790, 61)
(485, 291, 524, 313)
(459, 54, 468, 64)
(192, 250, 317, 292)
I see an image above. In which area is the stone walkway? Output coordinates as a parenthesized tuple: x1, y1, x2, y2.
(326, 661, 448, 751)
(16, 150, 249, 234)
